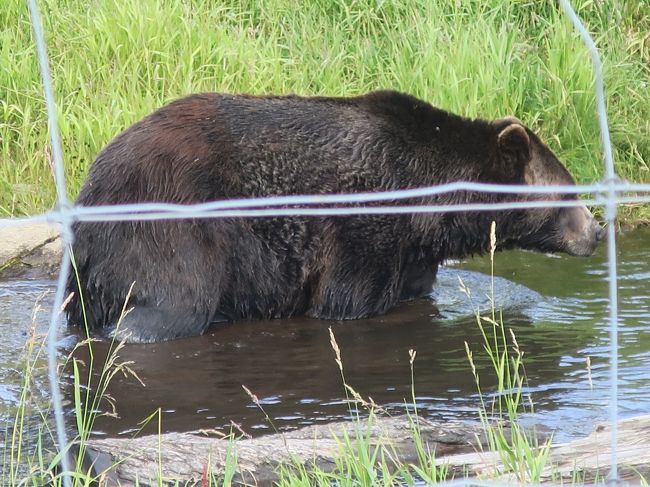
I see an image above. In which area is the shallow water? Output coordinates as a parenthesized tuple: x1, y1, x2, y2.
(1, 229, 649, 444)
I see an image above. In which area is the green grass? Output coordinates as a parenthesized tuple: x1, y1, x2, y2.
(462, 222, 552, 482)
(1, 0, 649, 220)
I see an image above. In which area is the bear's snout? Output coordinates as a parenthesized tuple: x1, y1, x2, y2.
(562, 206, 605, 257)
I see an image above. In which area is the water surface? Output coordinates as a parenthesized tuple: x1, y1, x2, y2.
(1, 229, 648, 445)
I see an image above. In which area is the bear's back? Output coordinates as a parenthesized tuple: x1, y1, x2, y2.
(77, 91, 435, 206)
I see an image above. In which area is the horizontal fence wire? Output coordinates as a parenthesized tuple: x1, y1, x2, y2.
(3, 190, 650, 227)
(7, 196, 650, 221)
(3, 189, 650, 228)
(4, 0, 632, 484)
(4, 192, 650, 231)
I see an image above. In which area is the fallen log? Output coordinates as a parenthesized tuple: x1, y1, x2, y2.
(444, 414, 650, 483)
(84, 414, 650, 486)
(84, 415, 488, 486)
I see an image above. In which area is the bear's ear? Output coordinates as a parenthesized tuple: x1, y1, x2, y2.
(496, 118, 531, 168)
(495, 115, 523, 127)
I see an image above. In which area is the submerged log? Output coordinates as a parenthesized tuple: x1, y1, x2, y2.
(84, 414, 650, 486)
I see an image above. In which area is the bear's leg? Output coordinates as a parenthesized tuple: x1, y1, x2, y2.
(400, 263, 438, 301)
(104, 306, 210, 343)
(307, 261, 403, 320)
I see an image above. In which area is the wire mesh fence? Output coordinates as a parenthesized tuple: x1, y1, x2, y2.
(2, 0, 646, 484)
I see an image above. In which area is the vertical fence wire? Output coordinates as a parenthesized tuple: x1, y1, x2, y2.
(26, 1, 73, 485)
(19, 0, 622, 484)
(557, 1, 619, 481)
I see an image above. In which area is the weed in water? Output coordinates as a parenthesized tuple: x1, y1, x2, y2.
(463, 222, 552, 482)
(3, 298, 50, 486)
(65, 281, 144, 484)
(4, 278, 146, 484)
(404, 348, 449, 485)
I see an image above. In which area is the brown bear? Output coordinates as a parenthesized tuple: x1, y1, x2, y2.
(66, 90, 604, 342)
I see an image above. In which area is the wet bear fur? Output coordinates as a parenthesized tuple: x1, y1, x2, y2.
(66, 90, 603, 342)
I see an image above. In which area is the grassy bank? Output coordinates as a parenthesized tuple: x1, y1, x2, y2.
(1, 1, 648, 220)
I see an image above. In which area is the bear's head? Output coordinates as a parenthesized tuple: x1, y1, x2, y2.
(492, 117, 605, 256)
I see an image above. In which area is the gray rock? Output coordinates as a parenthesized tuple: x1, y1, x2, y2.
(0, 222, 62, 278)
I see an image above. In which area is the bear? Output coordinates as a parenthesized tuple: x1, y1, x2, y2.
(66, 90, 604, 343)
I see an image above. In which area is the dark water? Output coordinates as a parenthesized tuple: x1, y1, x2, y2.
(1, 229, 649, 445)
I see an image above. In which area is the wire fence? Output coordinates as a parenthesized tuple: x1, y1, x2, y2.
(3, 0, 645, 484)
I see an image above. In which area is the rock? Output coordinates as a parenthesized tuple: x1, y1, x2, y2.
(0, 222, 62, 278)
